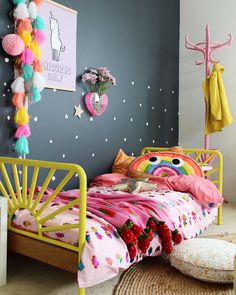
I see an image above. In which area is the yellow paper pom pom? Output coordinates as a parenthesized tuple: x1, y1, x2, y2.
(30, 40, 41, 60)
(15, 107, 30, 125)
(20, 30, 32, 47)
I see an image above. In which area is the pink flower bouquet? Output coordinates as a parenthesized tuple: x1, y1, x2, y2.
(81, 67, 116, 96)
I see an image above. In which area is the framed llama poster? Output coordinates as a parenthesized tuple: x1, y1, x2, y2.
(38, 0, 77, 91)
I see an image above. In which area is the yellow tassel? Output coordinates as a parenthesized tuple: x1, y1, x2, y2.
(30, 40, 41, 60)
(15, 107, 30, 125)
(20, 30, 32, 47)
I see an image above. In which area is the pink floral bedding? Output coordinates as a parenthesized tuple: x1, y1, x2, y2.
(12, 182, 220, 288)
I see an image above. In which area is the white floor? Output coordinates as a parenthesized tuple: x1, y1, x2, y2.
(0, 203, 235, 295)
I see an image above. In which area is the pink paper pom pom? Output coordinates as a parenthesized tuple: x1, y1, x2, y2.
(15, 124, 31, 138)
(2, 34, 25, 56)
(33, 29, 46, 45)
(20, 48, 35, 64)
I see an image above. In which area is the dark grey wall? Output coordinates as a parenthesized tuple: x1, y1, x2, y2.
(0, 0, 180, 182)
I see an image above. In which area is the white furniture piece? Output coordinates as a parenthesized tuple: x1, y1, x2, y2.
(0, 197, 7, 286)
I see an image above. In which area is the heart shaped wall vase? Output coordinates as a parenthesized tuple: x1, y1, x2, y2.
(85, 92, 108, 116)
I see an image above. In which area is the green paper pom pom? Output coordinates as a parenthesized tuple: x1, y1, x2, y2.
(22, 64, 34, 81)
(30, 86, 41, 103)
(32, 16, 45, 31)
(13, 0, 26, 4)
(15, 136, 29, 155)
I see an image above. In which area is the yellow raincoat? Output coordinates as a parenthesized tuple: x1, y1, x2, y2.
(203, 63, 233, 135)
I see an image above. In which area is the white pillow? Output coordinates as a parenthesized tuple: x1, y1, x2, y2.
(170, 238, 236, 283)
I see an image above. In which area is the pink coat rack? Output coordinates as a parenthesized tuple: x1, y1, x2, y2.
(185, 24, 232, 150)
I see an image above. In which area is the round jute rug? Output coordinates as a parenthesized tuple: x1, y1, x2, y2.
(114, 233, 236, 295)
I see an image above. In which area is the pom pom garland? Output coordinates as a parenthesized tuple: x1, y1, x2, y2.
(13, 0, 26, 4)
(33, 0, 43, 6)
(14, 136, 29, 155)
(20, 48, 35, 64)
(5, 0, 45, 156)
(30, 86, 41, 103)
(11, 77, 25, 93)
(32, 16, 45, 30)
(28, 1, 38, 20)
(15, 124, 31, 138)
(30, 40, 41, 59)
(33, 29, 45, 45)
(32, 72, 45, 91)
(14, 107, 30, 125)
(2, 34, 25, 56)
(13, 3, 29, 20)
(33, 59, 43, 73)
(22, 64, 34, 81)
(17, 19, 33, 34)
(20, 30, 32, 47)
(12, 93, 25, 108)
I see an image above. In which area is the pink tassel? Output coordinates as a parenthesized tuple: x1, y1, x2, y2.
(15, 124, 31, 138)
(20, 48, 35, 64)
(33, 29, 46, 45)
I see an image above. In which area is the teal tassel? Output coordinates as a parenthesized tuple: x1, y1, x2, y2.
(30, 86, 41, 103)
(22, 64, 34, 81)
(13, 0, 25, 4)
(15, 136, 29, 155)
(32, 16, 45, 30)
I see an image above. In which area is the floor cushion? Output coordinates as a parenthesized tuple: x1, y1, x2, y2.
(170, 238, 236, 283)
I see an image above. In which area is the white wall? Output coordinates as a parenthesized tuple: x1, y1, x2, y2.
(180, 0, 236, 202)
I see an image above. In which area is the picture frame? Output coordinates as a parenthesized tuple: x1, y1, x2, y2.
(38, 0, 77, 92)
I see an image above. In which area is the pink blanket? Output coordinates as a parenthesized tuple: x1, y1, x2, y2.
(57, 174, 223, 231)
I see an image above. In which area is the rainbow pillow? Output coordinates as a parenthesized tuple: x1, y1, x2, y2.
(129, 152, 203, 178)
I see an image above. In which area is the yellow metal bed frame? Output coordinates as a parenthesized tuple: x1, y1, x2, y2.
(0, 148, 223, 295)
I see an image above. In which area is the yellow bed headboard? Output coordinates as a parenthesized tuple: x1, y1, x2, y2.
(141, 147, 223, 225)
(0, 156, 87, 268)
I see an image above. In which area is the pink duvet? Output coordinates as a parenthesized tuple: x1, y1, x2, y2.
(12, 174, 222, 288)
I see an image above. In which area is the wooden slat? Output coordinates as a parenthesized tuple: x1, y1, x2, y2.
(8, 232, 77, 273)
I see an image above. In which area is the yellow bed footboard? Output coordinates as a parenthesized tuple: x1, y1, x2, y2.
(141, 147, 223, 225)
(0, 157, 87, 289)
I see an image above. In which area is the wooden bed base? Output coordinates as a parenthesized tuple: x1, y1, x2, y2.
(8, 232, 77, 274)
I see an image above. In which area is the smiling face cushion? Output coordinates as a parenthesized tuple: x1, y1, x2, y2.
(129, 152, 203, 178)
